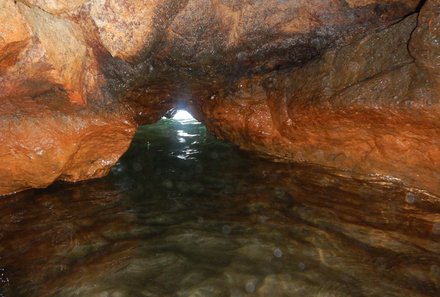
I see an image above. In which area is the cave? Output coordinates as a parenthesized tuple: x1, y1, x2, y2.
(0, 0, 439, 296)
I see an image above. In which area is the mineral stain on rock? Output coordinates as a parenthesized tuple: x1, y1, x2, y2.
(0, 0, 439, 196)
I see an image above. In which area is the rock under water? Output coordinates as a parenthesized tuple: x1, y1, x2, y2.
(0, 117, 439, 296)
(0, 0, 439, 195)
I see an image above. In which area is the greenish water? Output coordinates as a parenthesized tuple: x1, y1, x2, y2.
(0, 115, 439, 297)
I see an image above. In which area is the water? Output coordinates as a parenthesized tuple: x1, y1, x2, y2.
(0, 115, 439, 297)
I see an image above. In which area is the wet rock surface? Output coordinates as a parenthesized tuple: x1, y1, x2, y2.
(0, 93, 136, 195)
(0, 118, 439, 297)
(194, 12, 440, 194)
(0, 0, 439, 194)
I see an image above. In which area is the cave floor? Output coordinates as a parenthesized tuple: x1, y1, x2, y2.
(0, 114, 439, 297)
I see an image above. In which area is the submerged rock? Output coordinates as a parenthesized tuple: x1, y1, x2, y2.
(0, 0, 439, 195)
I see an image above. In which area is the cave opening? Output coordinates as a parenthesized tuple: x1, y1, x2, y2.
(170, 109, 198, 122)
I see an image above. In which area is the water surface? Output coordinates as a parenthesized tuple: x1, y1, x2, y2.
(0, 115, 439, 297)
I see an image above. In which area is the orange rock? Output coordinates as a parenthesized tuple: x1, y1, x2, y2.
(18, 4, 88, 104)
(0, 3, 93, 104)
(20, 0, 85, 14)
(195, 12, 440, 194)
(87, 0, 187, 62)
(0, 0, 30, 71)
(1, 0, 439, 196)
(0, 94, 136, 195)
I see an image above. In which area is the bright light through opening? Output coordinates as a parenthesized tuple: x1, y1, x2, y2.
(172, 110, 196, 121)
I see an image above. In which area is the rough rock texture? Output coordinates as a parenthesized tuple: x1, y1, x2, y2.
(0, 1, 30, 72)
(0, 93, 136, 195)
(21, 0, 86, 14)
(409, 0, 440, 103)
(1, 0, 440, 195)
(194, 12, 440, 194)
(0, 2, 96, 104)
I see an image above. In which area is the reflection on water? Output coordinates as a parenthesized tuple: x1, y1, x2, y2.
(0, 115, 439, 297)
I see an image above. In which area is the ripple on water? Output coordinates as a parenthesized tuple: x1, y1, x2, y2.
(0, 118, 439, 297)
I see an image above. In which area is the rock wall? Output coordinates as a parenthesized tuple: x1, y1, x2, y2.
(1, 0, 439, 195)
(195, 11, 440, 194)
